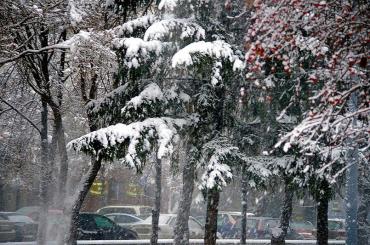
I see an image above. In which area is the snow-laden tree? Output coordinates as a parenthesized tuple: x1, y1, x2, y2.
(244, 0, 369, 244)
(65, 1, 253, 244)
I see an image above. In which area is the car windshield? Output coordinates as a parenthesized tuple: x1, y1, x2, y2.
(94, 215, 115, 229)
(291, 221, 313, 229)
(140, 207, 152, 215)
(7, 214, 34, 223)
(144, 215, 172, 224)
(263, 219, 279, 229)
(328, 220, 344, 230)
(113, 214, 141, 223)
(99, 207, 136, 215)
(247, 219, 258, 228)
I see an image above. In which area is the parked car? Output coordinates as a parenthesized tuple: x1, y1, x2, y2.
(0, 212, 38, 241)
(77, 213, 138, 240)
(290, 221, 315, 239)
(328, 218, 346, 240)
(16, 206, 40, 221)
(312, 218, 346, 240)
(97, 205, 152, 218)
(247, 217, 304, 240)
(130, 214, 203, 239)
(0, 215, 16, 242)
(217, 211, 255, 238)
(105, 213, 143, 227)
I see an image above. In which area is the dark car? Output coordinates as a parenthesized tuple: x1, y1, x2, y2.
(78, 213, 138, 240)
(0, 212, 37, 241)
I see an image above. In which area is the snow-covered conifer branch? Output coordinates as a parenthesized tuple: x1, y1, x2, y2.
(144, 18, 205, 41)
(112, 15, 157, 37)
(112, 38, 167, 68)
(172, 40, 244, 85)
(67, 117, 196, 170)
(199, 137, 241, 190)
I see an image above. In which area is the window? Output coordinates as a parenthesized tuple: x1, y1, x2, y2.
(140, 207, 152, 215)
(116, 215, 139, 223)
(189, 219, 202, 230)
(264, 219, 279, 229)
(79, 215, 96, 231)
(247, 219, 258, 229)
(328, 220, 344, 230)
(117, 208, 136, 215)
(7, 214, 34, 223)
(94, 215, 115, 229)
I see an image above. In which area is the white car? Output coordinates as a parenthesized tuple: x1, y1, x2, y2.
(96, 205, 152, 218)
(105, 213, 143, 227)
(130, 214, 204, 239)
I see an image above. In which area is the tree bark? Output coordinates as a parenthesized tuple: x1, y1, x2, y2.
(357, 160, 370, 245)
(240, 165, 248, 244)
(37, 100, 50, 245)
(63, 156, 102, 245)
(272, 177, 293, 245)
(174, 157, 196, 245)
(52, 109, 68, 206)
(316, 180, 329, 245)
(55, 29, 68, 206)
(204, 188, 220, 245)
(151, 157, 162, 245)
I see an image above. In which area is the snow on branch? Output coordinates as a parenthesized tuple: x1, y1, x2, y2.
(112, 15, 157, 37)
(121, 83, 190, 116)
(172, 40, 244, 85)
(68, 117, 194, 170)
(86, 83, 132, 122)
(122, 83, 164, 111)
(199, 137, 241, 190)
(158, 0, 181, 11)
(112, 38, 167, 68)
(144, 18, 205, 41)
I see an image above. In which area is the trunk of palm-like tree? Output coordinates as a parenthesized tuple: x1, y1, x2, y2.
(204, 188, 220, 245)
(151, 157, 162, 245)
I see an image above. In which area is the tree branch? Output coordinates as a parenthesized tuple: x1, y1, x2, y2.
(0, 96, 41, 135)
(0, 44, 69, 67)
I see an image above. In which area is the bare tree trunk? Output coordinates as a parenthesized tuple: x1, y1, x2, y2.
(316, 180, 329, 245)
(53, 109, 68, 206)
(174, 157, 196, 245)
(59, 68, 100, 245)
(272, 177, 293, 245)
(151, 157, 162, 245)
(64, 156, 102, 245)
(204, 188, 220, 245)
(37, 100, 50, 245)
(240, 165, 248, 244)
(55, 30, 68, 206)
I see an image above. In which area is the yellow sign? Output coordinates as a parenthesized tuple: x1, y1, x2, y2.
(90, 181, 104, 195)
(127, 183, 144, 197)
